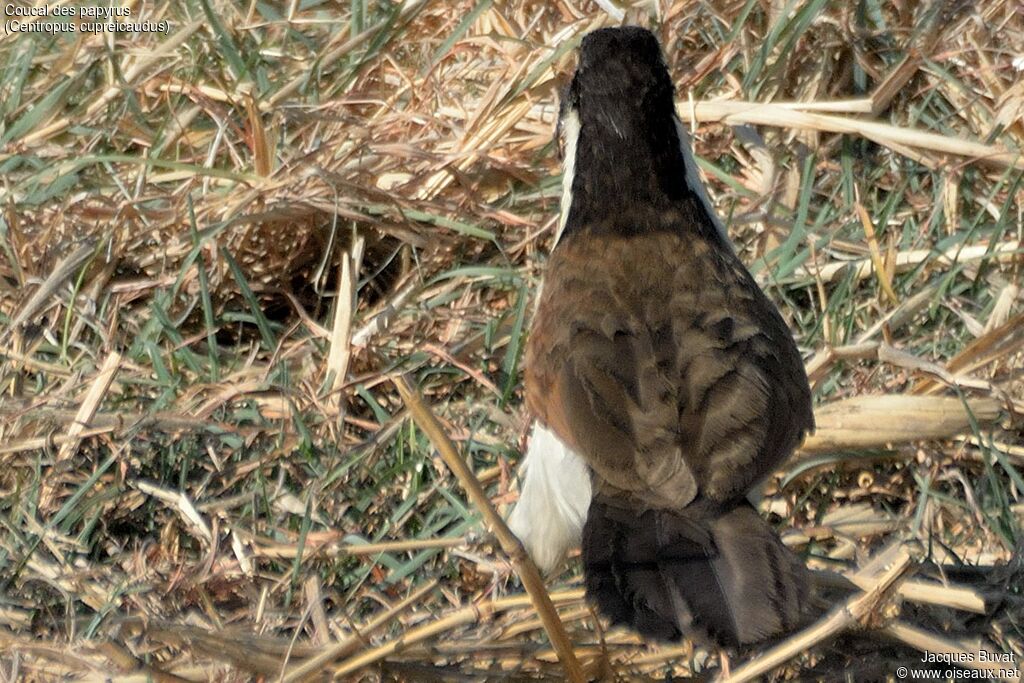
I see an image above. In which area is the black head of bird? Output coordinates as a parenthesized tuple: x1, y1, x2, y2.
(556, 26, 727, 247)
(508, 26, 816, 647)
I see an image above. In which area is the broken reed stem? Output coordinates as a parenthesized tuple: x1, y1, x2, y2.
(249, 537, 469, 559)
(323, 581, 589, 679)
(328, 589, 587, 679)
(721, 608, 852, 683)
(679, 100, 1024, 169)
(39, 350, 122, 509)
(392, 375, 585, 683)
(95, 641, 187, 683)
(797, 393, 1002, 455)
(325, 234, 365, 421)
(329, 602, 498, 678)
(4, 239, 98, 335)
(0, 405, 256, 454)
(812, 569, 988, 615)
(888, 579, 986, 615)
(280, 579, 439, 683)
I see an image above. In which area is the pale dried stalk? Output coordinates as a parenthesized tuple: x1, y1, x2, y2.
(22, 555, 113, 613)
(325, 235, 365, 417)
(55, 352, 122, 463)
(132, 479, 213, 546)
(882, 621, 1021, 682)
(679, 100, 1024, 169)
(914, 312, 1024, 395)
(893, 580, 986, 615)
(328, 604, 487, 678)
(6, 390, 1001, 465)
(393, 376, 585, 683)
(38, 351, 122, 508)
(351, 279, 418, 347)
(793, 240, 1021, 284)
(0, 427, 114, 455)
(5, 240, 98, 335)
(328, 590, 591, 680)
(280, 579, 439, 683)
(813, 569, 987, 615)
(244, 535, 469, 559)
(800, 394, 1002, 454)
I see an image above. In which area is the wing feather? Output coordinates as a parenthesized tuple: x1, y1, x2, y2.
(526, 232, 813, 509)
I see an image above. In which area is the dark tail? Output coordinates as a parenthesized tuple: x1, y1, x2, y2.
(582, 501, 809, 646)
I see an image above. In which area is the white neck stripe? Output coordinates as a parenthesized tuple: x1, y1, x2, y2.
(555, 108, 581, 246)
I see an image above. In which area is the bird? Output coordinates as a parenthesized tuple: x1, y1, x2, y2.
(507, 26, 816, 647)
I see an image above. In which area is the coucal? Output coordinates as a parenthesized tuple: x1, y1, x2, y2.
(508, 26, 815, 647)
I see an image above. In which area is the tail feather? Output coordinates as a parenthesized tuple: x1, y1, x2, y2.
(582, 501, 809, 646)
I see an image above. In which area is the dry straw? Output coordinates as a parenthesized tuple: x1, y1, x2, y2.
(1, 0, 1022, 679)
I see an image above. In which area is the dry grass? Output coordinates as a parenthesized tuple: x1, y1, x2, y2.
(1, 0, 1023, 680)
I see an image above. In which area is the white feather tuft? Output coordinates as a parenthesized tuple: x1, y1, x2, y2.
(554, 108, 581, 246)
(507, 423, 592, 574)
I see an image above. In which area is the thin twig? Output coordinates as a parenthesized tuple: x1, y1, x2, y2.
(280, 579, 439, 683)
(393, 375, 585, 683)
